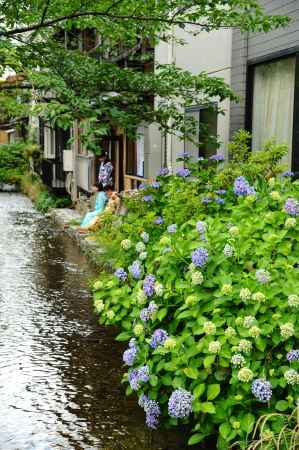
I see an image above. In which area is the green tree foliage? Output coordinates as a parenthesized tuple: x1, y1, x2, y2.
(0, 1, 289, 147)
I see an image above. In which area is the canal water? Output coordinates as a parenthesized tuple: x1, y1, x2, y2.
(0, 193, 188, 450)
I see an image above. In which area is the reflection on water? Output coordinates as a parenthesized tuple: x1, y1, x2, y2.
(0, 193, 187, 450)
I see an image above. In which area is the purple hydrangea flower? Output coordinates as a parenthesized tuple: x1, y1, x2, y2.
(209, 154, 225, 162)
(233, 176, 255, 196)
(153, 216, 164, 225)
(284, 198, 299, 216)
(138, 183, 147, 190)
(129, 338, 137, 348)
(177, 152, 191, 159)
(123, 345, 138, 366)
(167, 224, 177, 233)
(215, 189, 227, 195)
(202, 197, 212, 204)
(143, 274, 156, 297)
(138, 395, 161, 429)
(286, 350, 299, 362)
(140, 308, 151, 322)
(143, 195, 153, 202)
(251, 379, 272, 403)
(151, 181, 161, 189)
(255, 269, 271, 284)
(114, 268, 127, 282)
(191, 247, 209, 268)
(168, 389, 194, 419)
(158, 167, 169, 177)
(176, 168, 191, 178)
(150, 329, 168, 349)
(282, 171, 294, 177)
(196, 221, 207, 234)
(128, 365, 150, 390)
(140, 302, 157, 322)
(129, 260, 143, 280)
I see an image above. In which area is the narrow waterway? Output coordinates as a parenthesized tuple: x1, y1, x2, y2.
(0, 193, 187, 450)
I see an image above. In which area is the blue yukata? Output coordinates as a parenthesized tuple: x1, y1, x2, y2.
(80, 191, 107, 227)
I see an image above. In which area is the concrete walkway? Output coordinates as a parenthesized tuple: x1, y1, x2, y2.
(49, 208, 106, 267)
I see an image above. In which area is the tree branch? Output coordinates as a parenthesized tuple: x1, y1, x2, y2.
(0, 10, 230, 37)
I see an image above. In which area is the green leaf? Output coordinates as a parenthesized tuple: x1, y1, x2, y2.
(157, 307, 168, 321)
(150, 375, 158, 387)
(115, 331, 131, 342)
(204, 355, 215, 368)
(219, 423, 231, 440)
(275, 400, 289, 411)
(188, 433, 203, 445)
(193, 383, 205, 399)
(241, 413, 255, 433)
(199, 402, 216, 414)
(207, 384, 220, 401)
(184, 367, 199, 379)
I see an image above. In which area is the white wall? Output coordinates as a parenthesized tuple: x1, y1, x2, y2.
(145, 27, 232, 178)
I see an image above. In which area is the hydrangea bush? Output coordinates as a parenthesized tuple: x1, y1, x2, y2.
(92, 143, 299, 449)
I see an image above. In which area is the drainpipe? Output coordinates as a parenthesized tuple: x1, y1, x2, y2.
(166, 28, 175, 172)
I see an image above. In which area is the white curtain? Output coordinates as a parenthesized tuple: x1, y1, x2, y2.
(252, 57, 295, 168)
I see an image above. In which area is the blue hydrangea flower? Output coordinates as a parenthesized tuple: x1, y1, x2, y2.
(202, 197, 212, 204)
(150, 329, 168, 349)
(128, 365, 150, 390)
(167, 224, 177, 233)
(286, 350, 299, 362)
(158, 167, 169, 176)
(143, 274, 156, 297)
(153, 216, 164, 225)
(114, 268, 127, 282)
(209, 154, 225, 162)
(191, 247, 209, 268)
(129, 260, 143, 280)
(141, 231, 149, 243)
(215, 197, 225, 204)
(233, 176, 255, 196)
(196, 221, 207, 234)
(284, 198, 299, 216)
(123, 345, 138, 366)
(282, 171, 294, 177)
(251, 379, 272, 403)
(151, 181, 161, 189)
(215, 189, 227, 195)
(143, 195, 153, 202)
(168, 389, 194, 419)
(140, 302, 157, 322)
(138, 395, 161, 429)
(177, 152, 191, 159)
(176, 168, 191, 178)
(138, 183, 146, 190)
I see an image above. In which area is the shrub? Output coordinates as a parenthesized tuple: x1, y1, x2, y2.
(35, 191, 72, 213)
(92, 137, 299, 449)
(0, 141, 39, 184)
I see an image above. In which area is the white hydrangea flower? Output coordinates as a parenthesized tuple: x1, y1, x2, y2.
(285, 218, 297, 229)
(288, 295, 299, 308)
(191, 271, 204, 286)
(208, 341, 221, 354)
(221, 284, 233, 295)
(237, 367, 253, 383)
(225, 327, 237, 338)
(139, 251, 147, 261)
(106, 310, 115, 320)
(243, 316, 255, 328)
(94, 299, 104, 313)
(249, 326, 261, 338)
(223, 244, 234, 257)
(154, 282, 164, 297)
(133, 323, 144, 336)
(240, 288, 251, 301)
(238, 339, 252, 354)
(203, 321, 216, 335)
(252, 292, 266, 302)
(136, 241, 146, 253)
(280, 323, 294, 340)
(121, 239, 132, 250)
(231, 354, 246, 368)
(284, 369, 299, 385)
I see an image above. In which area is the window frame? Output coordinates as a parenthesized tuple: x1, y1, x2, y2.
(184, 103, 218, 157)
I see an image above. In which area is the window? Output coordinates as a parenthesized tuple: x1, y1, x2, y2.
(43, 122, 55, 159)
(126, 127, 145, 177)
(251, 57, 295, 167)
(184, 106, 218, 158)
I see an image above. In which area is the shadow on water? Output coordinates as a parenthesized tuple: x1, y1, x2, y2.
(0, 193, 203, 450)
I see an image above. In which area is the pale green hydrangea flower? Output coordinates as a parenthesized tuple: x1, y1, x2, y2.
(225, 327, 236, 338)
(106, 310, 115, 320)
(238, 339, 252, 354)
(240, 288, 251, 301)
(203, 321, 216, 335)
(133, 323, 144, 336)
(237, 367, 253, 383)
(121, 239, 132, 250)
(252, 292, 266, 302)
(280, 323, 294, 340)
(164, 337, 177, 350)
(284, 369, 299, 385)
(249, 326, 261, 338)
(221, 284, 233, 295)
(243, 316, 255, 328)
(288, 295, 299, 308)
(191, 271, 204, 286)
(208, 341, 221, 354)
